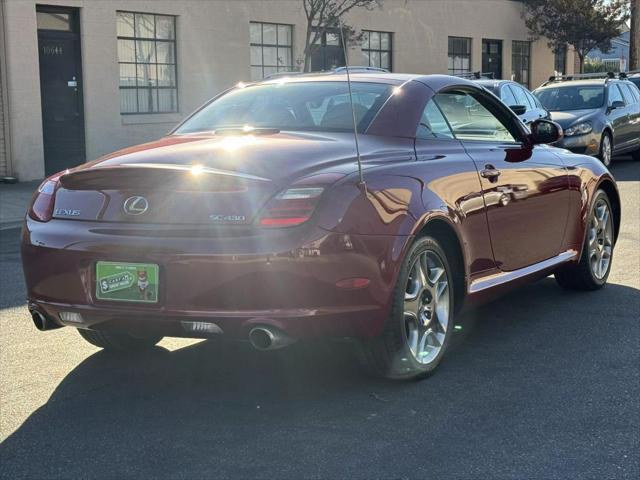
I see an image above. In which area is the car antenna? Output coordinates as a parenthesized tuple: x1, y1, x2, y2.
(338, 19, 366, 190)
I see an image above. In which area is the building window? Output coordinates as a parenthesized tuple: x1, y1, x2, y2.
(362, 31, 392, 71)
(250, 22, 293, 80)
(554, 44, 567, 75)
(512, 40, 531, 88)
(448, 37, 472, 75)
(310, 28, 345, 72)
(117, 12, 177, 114)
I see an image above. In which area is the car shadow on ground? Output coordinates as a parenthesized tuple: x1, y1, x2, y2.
(610, 155, 639, 181)
(1, 277, 639, 479)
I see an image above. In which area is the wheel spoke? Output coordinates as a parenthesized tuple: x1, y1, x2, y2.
(406, 321, 419, 356)
(428, 266, 445, 287)
(416, 329, 430, 359)
(436, 280, 448, 301)
(404, 297, 421, 318)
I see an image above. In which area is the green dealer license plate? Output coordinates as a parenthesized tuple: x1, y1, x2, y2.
(96, 261, 159, 303)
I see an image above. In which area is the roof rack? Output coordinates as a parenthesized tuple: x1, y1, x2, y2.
(455, 71, 496, 80)
(541, 71, 617, 86)
(619, 70, 640, 79)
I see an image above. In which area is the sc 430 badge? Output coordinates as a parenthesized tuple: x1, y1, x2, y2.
(209, 214, 246, 224)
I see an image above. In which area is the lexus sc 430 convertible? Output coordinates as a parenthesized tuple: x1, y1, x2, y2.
(21, 72, 619, 379)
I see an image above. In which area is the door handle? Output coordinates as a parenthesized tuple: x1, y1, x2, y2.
(481, 165, 501, 182)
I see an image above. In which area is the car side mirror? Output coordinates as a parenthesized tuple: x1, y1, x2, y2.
(509, 104, 527, 115)
(529, 119, 563, 145)
(609, 100, 625, 110)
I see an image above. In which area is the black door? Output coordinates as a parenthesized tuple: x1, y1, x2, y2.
(482, 39, 503, 79)
(37, 6, 85, 175)
(311, 29, 346, 71)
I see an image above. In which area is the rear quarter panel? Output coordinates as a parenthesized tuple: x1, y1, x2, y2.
(553, 148, 620, 255)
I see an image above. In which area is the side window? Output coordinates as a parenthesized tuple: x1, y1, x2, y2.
(630, 82, 640, 102)
(620, 84, 637, 104)
(512, 85, 533, 110)
(524, 90, 539, 109)
(434, 91, 517, 143)
(608, 84, 625, 106)
(500, 86, 517, 107)
(416, 100, 455, 140)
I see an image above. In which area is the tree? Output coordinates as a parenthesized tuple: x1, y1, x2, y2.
(301, 0, 382, 72)
(522, 0, 629, 73)
(631, 0, 639, 70)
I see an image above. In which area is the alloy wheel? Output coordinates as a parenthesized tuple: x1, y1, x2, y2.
(588, 198, 613, 280)
(404, 250, 450, 365)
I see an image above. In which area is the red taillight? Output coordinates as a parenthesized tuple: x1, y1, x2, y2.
(28, 175, 62, 222)
(258, 187, 324, 227)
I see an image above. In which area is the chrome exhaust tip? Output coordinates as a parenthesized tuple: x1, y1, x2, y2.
(31, 310, 47, 331)
(29, 308, 62, 331)
(248, 326, 296, 351)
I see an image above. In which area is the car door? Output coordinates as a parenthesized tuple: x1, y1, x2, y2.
(606, 83, 631, 151)
(433, 88, 569, 271)
(413, 98, 496, 274)
(619, 83, 640, 150)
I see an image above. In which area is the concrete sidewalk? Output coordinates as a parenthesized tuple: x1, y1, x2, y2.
(0, 181, 40, 231)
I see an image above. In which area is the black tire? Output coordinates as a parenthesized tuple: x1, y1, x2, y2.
(555, 189, 614, 291)
(356, 235, 456, 380)
(77, 328, 163, 351)
(597, 132, 613, 167)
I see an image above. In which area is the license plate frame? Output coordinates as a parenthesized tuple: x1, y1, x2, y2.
(95, 261, 159, 304)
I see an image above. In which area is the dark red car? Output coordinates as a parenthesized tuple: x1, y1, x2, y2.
(21, 73, 620, 379)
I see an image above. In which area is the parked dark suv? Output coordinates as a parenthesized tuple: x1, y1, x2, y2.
(475, 79, 550, 125)
(533, 74, 640, 166)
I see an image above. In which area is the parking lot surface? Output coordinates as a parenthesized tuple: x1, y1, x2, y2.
(0, 159, 638, 479)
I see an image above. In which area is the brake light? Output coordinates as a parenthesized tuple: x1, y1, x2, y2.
(258, 187, 324, 227)
(28, 174, 62, 222)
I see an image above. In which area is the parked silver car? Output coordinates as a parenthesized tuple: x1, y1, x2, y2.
(533, 74, 640, 166)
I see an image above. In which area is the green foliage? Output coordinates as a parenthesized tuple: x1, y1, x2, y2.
(584, 58, 611, 73)
(522, 0, 630, 72)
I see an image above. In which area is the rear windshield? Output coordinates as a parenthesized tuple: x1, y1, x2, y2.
(534, 85, 604, 111)
(175, 81, 393, 134)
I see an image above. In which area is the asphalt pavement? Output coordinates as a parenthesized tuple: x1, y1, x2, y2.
(0, 159, 638, 479)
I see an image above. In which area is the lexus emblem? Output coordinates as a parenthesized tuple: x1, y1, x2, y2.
(123, 196, 149, 215)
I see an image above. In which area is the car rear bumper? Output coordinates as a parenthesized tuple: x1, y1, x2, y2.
(21, 218, 410, 339)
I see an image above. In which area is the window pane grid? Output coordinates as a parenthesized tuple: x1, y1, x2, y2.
(117, 11, 178, 114)
(362, 30, 392, 71)
(448, 37, 471, 75)
(512, 40, 531, 88)
(250, 22, 294, 80)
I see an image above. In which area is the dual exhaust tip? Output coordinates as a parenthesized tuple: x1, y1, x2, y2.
(248, 326, 296, 351)
(29, 307, 295, 350)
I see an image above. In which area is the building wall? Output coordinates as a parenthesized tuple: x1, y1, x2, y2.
(2, 0, 574, 181)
